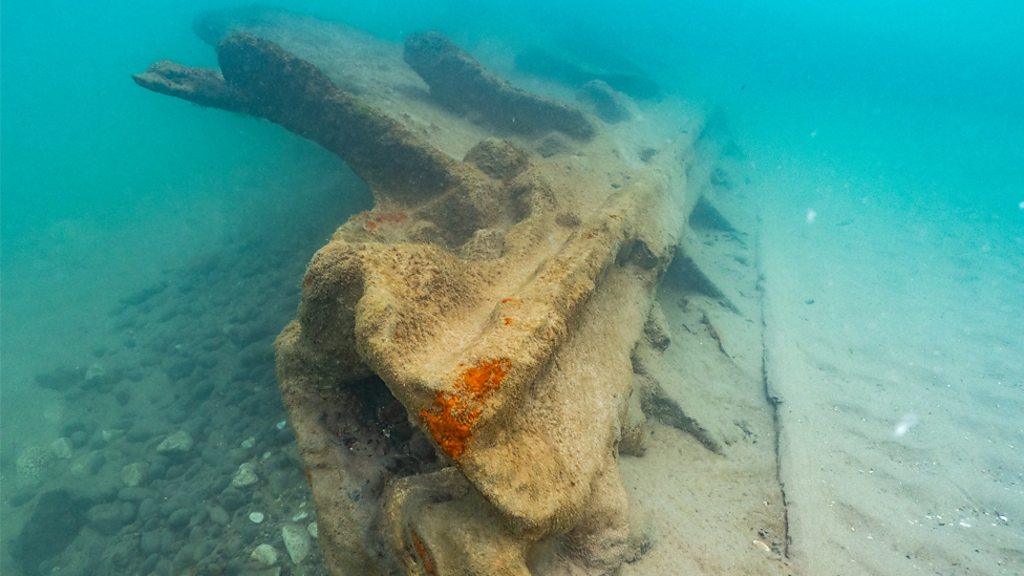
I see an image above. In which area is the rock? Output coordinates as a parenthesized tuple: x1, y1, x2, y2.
(191, 507, 209, 526)
(167, 508, 191, 529)
(69, 430, 88, 448)
(219, 488, 245, 511)
(34, 365, 85, 391)
(121, 462, 148, 487)
(231, 462, 258, 488)
(84, 362, 122, 388)
(87, 502, 126, 535)
(208, 505, 230, 526)
(117, 486, 156, 502)
(49, 438, 72, 460)
(119, 501, 137, 524)
(307, 521, 318, 539)
(281, 524, 310, 564)
(11, 490, 90, 573)
(138, 498, 158, 521)
(250, 544, 279, 566)
(248, 511, 265, 524)
(15, 445, 58, 485)
(7, 490, 34, 508)
(139, 530, 162, 555)
(156, 430, 194, 454)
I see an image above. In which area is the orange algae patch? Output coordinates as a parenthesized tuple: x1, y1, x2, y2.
(503, 317, 514, 326)
(410, 531, 437, 575)
(457, 357, 510, 397)
(419, 358, 511, 459)
(362, 210, 408, 231)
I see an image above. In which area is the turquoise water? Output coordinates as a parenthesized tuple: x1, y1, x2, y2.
(2, 1, 1022, 574)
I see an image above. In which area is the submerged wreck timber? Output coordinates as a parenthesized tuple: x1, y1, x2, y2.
(136, 8, 788, 575)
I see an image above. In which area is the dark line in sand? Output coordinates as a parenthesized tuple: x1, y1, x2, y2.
(755, 219, 791, 558)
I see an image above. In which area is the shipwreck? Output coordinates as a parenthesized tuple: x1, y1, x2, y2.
(135, 7, 788, 575)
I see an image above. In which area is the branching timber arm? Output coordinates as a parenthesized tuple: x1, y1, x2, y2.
(134, 33, 469, 203)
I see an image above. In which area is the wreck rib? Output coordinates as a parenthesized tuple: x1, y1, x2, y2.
(404, 32, 596, 140)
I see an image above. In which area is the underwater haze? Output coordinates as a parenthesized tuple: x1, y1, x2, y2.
(2, 1, 1022, 575)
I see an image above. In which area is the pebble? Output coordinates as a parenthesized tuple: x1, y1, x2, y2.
(156, 430, 194, 454)
(219, 489, 245, 511)
(50, 437, 74, 459)
(168, 508, 191, 529)
(208, 505, 230, 526)
(249, 511, 265, 524)
(121, 462, 147, 487)
(15, 445, 57, 484)
(231, 462, 259, 488)
(69, 430, 88, 448)
(87, 503, 126, 535)
(250, 544, 279, 566)
(140, 531, 162, 555)
(281, 524, 311, 564)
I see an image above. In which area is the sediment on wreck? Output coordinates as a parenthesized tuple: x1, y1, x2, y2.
(136, 13, 726, 576)
(404, 32, 597, 140)
(134, 33, 472, 204)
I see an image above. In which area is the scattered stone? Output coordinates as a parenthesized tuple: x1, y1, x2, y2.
(156, 430, 194, 454)
(241, 436, 255, 449)
(69, 430, 89, 448)
(7, 490, 34, 508)
(275, 420, 287, 431)
(121, 462, 148, 487)
(87, 502, 126, 535)
(250, 544, 279, 566)
(11, 490, 90, 573)
(219, 488, 245, 511)
(138, 498, 158, 521)
(307, 521, 318, 539)
(208, 505, 230, 526)
(291, 511, 308, 522)
(51, 437, 74, 459)
(248, 511, 265, 524)
(15, 445, 58, 485)
(231, 462, 258, 488)
(84, 363, 120, 388)
(166, 508, 190, 529)
(118, 486, 156, 502)
(34, 365, 85, 391)
(281, 524, 311, 564)
(139, 531, 162, 555)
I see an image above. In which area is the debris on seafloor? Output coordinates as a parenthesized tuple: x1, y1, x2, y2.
(134, 6, 750, 575)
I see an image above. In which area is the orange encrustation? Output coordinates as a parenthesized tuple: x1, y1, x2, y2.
(410, 531, 437, 575)
(419, 358, 511, 459)
(362, 210, 408, 231)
